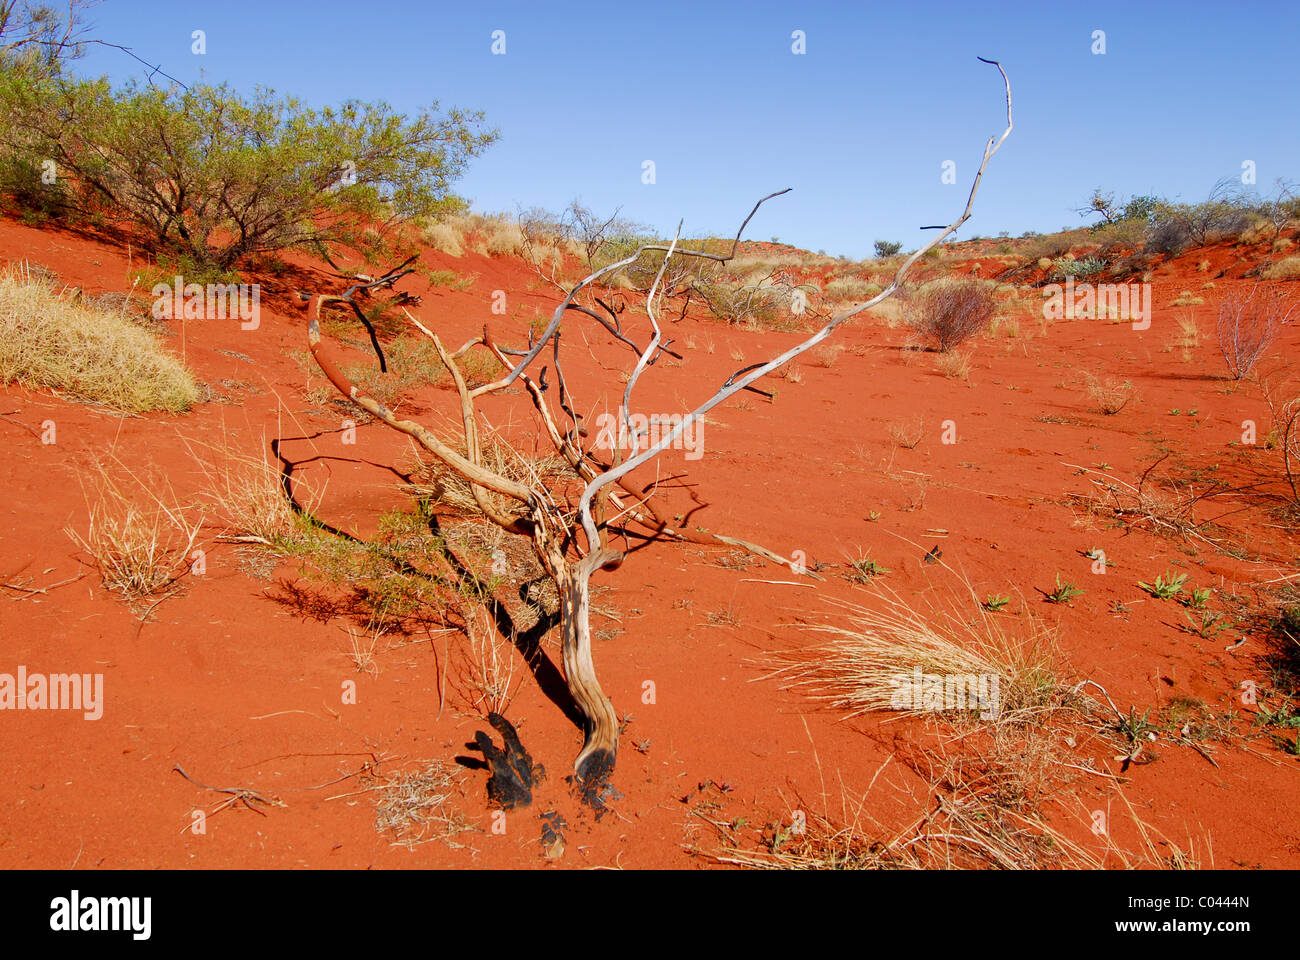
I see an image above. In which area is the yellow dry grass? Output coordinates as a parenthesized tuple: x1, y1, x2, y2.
(0, 263, 199, 413)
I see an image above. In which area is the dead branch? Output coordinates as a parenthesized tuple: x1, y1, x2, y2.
(300, 57, 1013, 798)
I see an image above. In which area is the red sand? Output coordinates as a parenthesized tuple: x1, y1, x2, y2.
(1, 215, 1297, 868)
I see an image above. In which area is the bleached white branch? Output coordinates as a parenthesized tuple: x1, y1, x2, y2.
(575, 57, 1013, 552)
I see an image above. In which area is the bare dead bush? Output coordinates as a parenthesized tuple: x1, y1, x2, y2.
(904, 279, 996, 352)
(300, 60, 1014, 798)
(1217, 284, 1293, 379)
(1080, 371, 1135, 415)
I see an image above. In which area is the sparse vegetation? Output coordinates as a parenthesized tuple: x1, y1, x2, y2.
(373, 760, 474, 850)
(1044, 576, 1083, 605)
(1081, 371, 1134, 415)
(844, 554, 890, 583)
(65, 463, 202, 600)
(1138, 570, 1189, 600)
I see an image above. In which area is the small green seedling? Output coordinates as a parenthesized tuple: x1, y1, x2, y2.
(1181, 609, 1228, 639)
(1045, 575, 1083, 604)
(1138, 571, 1189, 600)
(984, 594, 1011, 612)
(845, 555, 889, 583)
(1183, 587, 1212, 609)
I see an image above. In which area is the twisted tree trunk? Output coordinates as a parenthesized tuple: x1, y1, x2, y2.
(557, 551, 621, 793)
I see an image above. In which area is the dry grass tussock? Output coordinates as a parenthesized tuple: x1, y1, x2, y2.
(734, 584, 1205, 869)
(423, 212, 579, 269)
(372, 760, 475, 850)
(65, 460, 204, 600)
(181, 431, 301, 545)
(710, 738, 1205, 869)
(1080, 371, 1135, 415)
(1261, 256, 1300, 280)
(768, 588, 1070, 725)
(0, 263, 199, 413)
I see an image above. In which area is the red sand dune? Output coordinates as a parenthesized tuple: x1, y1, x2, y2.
(1, 213, 1297, 869)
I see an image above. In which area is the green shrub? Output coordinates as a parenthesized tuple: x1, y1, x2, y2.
(1147, 191, 1255, 255)
(0, 66, 497, 269)
(1050, 255, 1107, 279)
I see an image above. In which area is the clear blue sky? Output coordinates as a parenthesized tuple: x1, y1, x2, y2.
(71, 0, 1300, 259)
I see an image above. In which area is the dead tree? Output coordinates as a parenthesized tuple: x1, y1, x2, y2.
(302, 58, 1013, 799)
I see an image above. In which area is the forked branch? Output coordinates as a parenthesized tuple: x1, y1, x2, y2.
(300, 57, 1013, 796)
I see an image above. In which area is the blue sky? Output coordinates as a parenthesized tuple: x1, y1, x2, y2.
(71, 0, 1300, 259)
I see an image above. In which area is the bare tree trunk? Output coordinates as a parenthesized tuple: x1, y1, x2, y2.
(558, 560, 619, 792)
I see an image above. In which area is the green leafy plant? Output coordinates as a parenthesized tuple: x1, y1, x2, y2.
(1050, 255, 1107, 279)
(1181, 609, 1228, 639)
(1044, 575, 1083, 605)
(1138, 570, 1189, 600)
(845, 555, 890, 583)
(983, 594, 1011, 612)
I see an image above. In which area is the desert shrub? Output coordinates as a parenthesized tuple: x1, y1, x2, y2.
(693, 277, 807, 329)
(1263, 386, 1300, 507)
(904, 279, 996, 352)
(824, 277, 882, 302)
(1025, 228, 1090, 261)
(1146, 212, 1193, 255)
(0, 65, 497, 269)
(1148, 188, 1255, 255)
(0, 264, 199, 412)
(1050, 255, 1107, 279)
(1091, 218, 1149, 253)
(1120, 194, 1160, 223)
(1262, 256, 1300, 280)
(1106, 251, 1158, 279)
(1217, 285, 1293, 379)
(1237, 218, 1274, 245)
(0, 1, 92, 77)
(873, 239, 903, 258)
